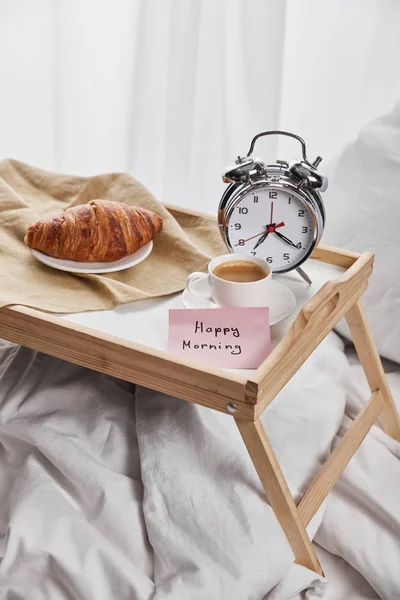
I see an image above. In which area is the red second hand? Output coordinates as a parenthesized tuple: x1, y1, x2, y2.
(234, 221, 285, 246)
(234, 230, 267, 246)
(268, 221, 284, 232)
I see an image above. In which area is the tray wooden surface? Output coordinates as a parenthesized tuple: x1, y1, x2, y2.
(0, 205, 372, 422)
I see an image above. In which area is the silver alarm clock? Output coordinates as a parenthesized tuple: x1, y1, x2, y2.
(218, 130, 328, 284)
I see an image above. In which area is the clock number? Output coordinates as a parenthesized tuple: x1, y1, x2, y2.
(296, 242, 302, 249)
(238, 239, 245, 246)
(283, 253, 290, 260)
(234, 223, 241, 230)
(253, 195, 259, 203)
(251, 252, 256, 255)
(238, 207, 248, 215)
(298, 209, 305, 217)
(269, 191, 277, 199)
(302, 226, 308, 233)
(266, 257, 273, 264)
(288, 197, 291, 204)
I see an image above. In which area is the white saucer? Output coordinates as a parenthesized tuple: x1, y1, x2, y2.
(182, 277, 296, 326)
(31, 241, 153, 274)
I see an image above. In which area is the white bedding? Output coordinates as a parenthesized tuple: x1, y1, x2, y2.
(316, 547, 378, 600)
(0, 333, 398, 599)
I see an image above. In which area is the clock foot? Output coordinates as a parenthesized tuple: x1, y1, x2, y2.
(296, 266, 312, 285)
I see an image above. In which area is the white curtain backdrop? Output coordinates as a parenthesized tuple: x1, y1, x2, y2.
(0, 0, 400, 213)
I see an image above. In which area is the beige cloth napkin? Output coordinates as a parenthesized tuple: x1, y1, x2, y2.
(0, 159, 226, 313)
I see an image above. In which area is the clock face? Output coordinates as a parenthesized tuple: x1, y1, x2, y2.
(227, 186, 316, 271)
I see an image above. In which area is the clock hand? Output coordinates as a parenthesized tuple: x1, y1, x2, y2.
(273, 229, 311, 283)
(253, 231, 269, 250)
(252, 218, 285, 250)
(269, 221, 285, 231)
(253, 218, 287, 251)
(270, 201, 274, 225)
(233, 222, 285, 247)
(273, 229, 298, 248)
(235, 221, 285, 246)
(234, 230, 267, 246)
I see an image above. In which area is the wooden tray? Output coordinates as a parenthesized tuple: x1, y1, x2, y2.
(1, 205, 399, 577)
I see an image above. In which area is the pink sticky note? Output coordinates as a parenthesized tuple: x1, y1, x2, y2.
(168, 307, 270, 369)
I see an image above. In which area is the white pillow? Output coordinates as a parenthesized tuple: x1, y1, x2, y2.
(322, 101, 400, 364)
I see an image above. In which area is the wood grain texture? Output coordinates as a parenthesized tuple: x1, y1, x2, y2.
(297, 390, 384, 527)
(311, 243, 361, 268)
(346, 301, 400, 441)
(235, 418, 324, 575)
(0, 305, 255, 419)
(251, 252, 374, 415)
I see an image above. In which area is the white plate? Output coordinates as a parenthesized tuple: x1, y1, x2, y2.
(182, 277, 296, 326)
(31, 241, 153, 274)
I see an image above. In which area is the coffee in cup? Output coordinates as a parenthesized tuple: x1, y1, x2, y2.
(186, 254, 272, 308)
(212, 260, 268, 283)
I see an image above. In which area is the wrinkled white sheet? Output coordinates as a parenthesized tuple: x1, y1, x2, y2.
(315, 546, 378, 600)
(314, 349, 400, 600)
(0, 334, 398, 599)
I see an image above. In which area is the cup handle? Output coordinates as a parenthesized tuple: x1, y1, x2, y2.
(186, 272, 212, 298)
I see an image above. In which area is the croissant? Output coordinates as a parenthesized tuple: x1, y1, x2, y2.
(24, 199, 162, 262)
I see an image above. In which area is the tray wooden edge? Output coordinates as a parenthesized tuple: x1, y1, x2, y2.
(0, 304, 255, 420)
(246, 245, 374, 417)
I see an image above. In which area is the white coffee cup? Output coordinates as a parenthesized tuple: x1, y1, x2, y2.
(186, 254, 272, 308)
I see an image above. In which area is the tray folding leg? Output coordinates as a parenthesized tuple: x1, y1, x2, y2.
(346, 300, 400, 441)
(236, 418, 323, 575)
(232, 248, 400, 576)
